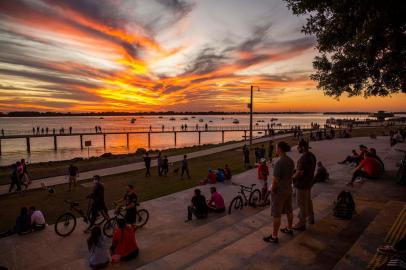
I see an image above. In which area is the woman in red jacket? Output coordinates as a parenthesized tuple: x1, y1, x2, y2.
(110, 219, 139, 262)
(257, 158, 269, 201)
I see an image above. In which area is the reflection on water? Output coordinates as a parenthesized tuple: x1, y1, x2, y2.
(0, 113, 380, 165)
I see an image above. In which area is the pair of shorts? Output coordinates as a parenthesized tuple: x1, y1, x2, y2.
(271, 192, 293, 217)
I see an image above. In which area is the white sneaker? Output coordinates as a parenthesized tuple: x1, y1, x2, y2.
(354, 178, 364, 184)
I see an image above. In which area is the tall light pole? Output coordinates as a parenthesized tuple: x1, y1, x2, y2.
(248, 85, 260, 146)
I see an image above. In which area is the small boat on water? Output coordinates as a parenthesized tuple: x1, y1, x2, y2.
(199, 119, 204, 122)
(209, 120, 213, 123)
(181, 117, 189, 120)
(100, 117, 104, 119)
(131, 118, 136, 123)
(221, 117, 225, 120)
(191, 116, 196, 119)
(270, 118, 278, 122)
(169, 117, 176, 121)
(158, 116, 163, 119)
(232, 119, 239, 124)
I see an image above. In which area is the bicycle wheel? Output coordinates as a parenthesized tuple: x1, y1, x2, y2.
(55, 213, 76, 237)
(228, 196, 243, 214)
(249, 189, 261, 207)
(103, 218, 117, 238)
(135, 209, 149, 228)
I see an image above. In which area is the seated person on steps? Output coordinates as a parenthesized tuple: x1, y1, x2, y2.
(313, 161, 329, 183)
(346, 152, 383, 186)
(185, 189, 208, 222)
(207, 187, 225, 213)
(29, 206, 46, 230)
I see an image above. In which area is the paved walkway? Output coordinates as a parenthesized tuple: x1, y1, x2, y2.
(1, 137, 405, 270)
(0, 134, 289, 195)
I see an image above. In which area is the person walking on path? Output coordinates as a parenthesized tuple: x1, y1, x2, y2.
(268, 140, 274, 161)
(263, 141, 295, 243)
(243, 144, 250, 168)
(181, 155, 191, 179)
(69, 126, 72, 134)
(8, 163, 21, 194)
(20, 159, 30, 188)
(68, 164, 79, 191)
(292, 140, 316, 230)
(144, 153, 152, 177)
(162, 155, 169, 176)
(157, 151, 163, 176)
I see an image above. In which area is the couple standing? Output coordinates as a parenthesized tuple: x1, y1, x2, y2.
(263, 140, 316, 243)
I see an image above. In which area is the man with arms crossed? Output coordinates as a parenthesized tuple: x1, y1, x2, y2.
(293, 140, 316, 230)
(263, 141, 295, 243)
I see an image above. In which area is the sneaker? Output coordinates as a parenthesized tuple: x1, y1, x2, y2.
(354, 178, 364, 184)
(280, 228, 294, 235)
(263, 235, 279, 243)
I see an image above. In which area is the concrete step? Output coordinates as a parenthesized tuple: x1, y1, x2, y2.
(237, 199, 383, 270)
(138, 205, 272, 270)
(183, 192, 335, 270)
(333, 200, 406, 270)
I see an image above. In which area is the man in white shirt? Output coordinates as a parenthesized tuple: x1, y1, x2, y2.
(29, 206, 46, 230)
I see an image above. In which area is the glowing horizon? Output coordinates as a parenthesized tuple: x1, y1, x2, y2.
(0, 0, 405, 113)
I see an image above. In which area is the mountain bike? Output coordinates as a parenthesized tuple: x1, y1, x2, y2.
(396, 149, 406, 185)
(228, 183, 261, 214)
(103, 202, 149, 237)
(54, 199, 107, 237)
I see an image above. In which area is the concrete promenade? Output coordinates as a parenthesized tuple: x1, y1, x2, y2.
(0, 137, 405, 270)
(0, 133, 287, 195)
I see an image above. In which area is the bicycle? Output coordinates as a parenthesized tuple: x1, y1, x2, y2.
(103, 202, 149, 238)
(54, 199, 107, 237)
(396, 149, 406, 185)
(228, 183, 261, 214)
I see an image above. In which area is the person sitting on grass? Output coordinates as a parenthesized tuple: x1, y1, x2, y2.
(15, 207, 31, 235)
(313, 161, 329, 183)
(185, 189, 208, 222)
(29, 206, 46, 231)
(207, 187, 225, 213)
(216, 168, 225, 183)
(346, 152, 383, 186)
(88, 226, 110, 269)
(200, 169, 217, 185)
(224, 164, 232, 180)
(110, 219, 139, 262)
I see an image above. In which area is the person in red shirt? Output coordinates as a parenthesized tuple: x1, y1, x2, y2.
(110, 219, 139, 262)
(201, 169, 217, 185)
(257, 158, 269, 201)
(347, 152, 382, 186)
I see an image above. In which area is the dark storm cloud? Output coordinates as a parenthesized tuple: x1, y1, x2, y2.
(236, 22, 273, 51)
(184, 47, 228, 75)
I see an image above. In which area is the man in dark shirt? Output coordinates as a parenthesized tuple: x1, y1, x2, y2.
(68, 164, 79, 191)
(185, 189, 208, 222)
(181, 155, 191, 179)
(144, 153, 152, 177)
(292, 140, 317, 230)
(87, 175, 109, 231)
(116, 185, 138, 224)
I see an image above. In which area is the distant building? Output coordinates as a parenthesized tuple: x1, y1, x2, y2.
(369, 111, 394, 121)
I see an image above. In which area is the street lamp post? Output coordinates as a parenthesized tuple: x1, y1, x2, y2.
(248, 85, 260, 146)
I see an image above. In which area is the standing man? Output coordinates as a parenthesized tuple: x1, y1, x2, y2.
(157, 151, 163, 176)
(263, 141, 295, 243)
(181, 155, 191, 179)
(292, 140, 317, 230)
(68, 164, 79, 191)
(86, 175, 109, 231)
(144, 152, 152, 177)
(243, 144, 250, 168)
(268, 140, 274, 161)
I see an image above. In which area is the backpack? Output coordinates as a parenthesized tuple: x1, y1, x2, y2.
(333, 191, 356, 220)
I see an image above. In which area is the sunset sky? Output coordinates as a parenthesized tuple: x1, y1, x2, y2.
(0, 0, 405, 112)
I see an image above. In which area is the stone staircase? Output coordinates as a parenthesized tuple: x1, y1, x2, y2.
(35, 192, 405, 270)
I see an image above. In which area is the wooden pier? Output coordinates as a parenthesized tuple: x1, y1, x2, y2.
(0, 125, 304, 155)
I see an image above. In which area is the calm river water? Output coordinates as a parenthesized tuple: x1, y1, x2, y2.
(0, 113, 396, 166)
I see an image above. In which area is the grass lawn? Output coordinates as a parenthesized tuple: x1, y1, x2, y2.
(0, 140, 242, 185)
(0, 126, 400, 232)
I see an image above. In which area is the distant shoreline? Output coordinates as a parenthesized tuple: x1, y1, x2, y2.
(1, 111, 404, 117)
